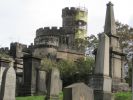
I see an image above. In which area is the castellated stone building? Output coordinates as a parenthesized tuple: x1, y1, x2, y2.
(0, 7, 88, 94)
(34, 7, 88, 60)
(0, 7, 88, 72)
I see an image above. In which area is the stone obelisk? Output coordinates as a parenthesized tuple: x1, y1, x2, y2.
(104, 2, 127, 91)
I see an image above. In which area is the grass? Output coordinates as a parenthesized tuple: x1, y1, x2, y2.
(16, 92, 63, 100)
(114, 92, 132, 100)
(16, 92, 131, 100)
(16, 96, 44, 100)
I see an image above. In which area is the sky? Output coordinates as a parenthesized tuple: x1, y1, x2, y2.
(0, 0, 133, 47)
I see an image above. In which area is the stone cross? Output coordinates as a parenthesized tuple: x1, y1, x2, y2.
(0, 66, 16, 100)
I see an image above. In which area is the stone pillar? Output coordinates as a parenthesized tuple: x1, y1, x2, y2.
(23, 55, 41, 96)
(37, 70, 47, 95)
(91, 33, 113, 100)
(45, 68, 61, 100)
(104, 1, 128, 92)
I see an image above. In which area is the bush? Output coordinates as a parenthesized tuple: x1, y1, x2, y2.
(40, 57, 94, 87)
(114, 92, 131, 100)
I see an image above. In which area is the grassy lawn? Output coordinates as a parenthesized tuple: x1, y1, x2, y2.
(16, 92, 131, 100)
(16, 96, 44, 100)
(114, 92, 132, 100)
(16, 93, 63, 100)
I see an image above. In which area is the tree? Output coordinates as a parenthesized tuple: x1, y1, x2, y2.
(115, 21, 133, 85)
(85, 34, 99, 57)
(115, 21, 133, 53)
(57, 57, 95, 86)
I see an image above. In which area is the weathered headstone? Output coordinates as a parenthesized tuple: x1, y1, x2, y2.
(37, 70, 47, 94)
(0, 57, 11, 89)
(0, 64, 16, 100)
(46, 67, 61, 100)
(63, 82, 94, 100)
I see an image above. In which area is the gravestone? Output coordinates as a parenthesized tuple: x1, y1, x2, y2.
(63, 82, 94, 100)
(0, 57, 11, 89)
(45, 67, 61, 100)
(37, 70, 47, 94)
(0, 64, 16, 100)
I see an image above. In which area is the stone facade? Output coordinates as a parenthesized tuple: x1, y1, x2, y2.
(33, 7, 88, 61)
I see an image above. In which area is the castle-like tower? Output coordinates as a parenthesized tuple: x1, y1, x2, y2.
(33, 7, 88, 60)
(62, 7, 88, 45)
(33, 27, 62, 59)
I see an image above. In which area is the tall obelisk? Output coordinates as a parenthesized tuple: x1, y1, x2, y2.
(104, 2, 127, 91)
(92, 2, 114, 100)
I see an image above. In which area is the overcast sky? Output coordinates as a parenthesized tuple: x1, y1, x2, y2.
(0, 0, 133, 47)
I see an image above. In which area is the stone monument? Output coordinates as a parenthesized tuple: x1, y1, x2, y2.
(63, 82, 94, 100)
(91, 32, 112, 100)
(0, 62, 16, 100)
(90, 2, 118, 100)
(37, 70, 47, 95)
(104, 2, 127, 91)
(23, 54, 41, 95)
(45, 67, 61, 100)
(0, 57, 12, 88)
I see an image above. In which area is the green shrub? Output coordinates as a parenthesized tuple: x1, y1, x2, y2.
(114, 92, 131, 100)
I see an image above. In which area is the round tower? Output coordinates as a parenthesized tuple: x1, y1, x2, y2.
(62, 7, 88, 42)
(33, 27, 60, 59)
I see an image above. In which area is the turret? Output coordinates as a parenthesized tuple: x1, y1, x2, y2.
(62, 7, 88, 41)
(33, 27, 63, 59)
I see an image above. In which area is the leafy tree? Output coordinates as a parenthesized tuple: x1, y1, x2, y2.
(40, 57, 95, 87)
(86, 34, 99, 48)
(115, 21, 133, 52)
(85, 34, 99, 57)
(115, 21, 133, 85)
(57, 57, 94, 86)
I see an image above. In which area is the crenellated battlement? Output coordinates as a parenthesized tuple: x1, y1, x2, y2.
(36, 27, 64, 37)
(62, 7, 88, 17)
(0, 47, 9, 54)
